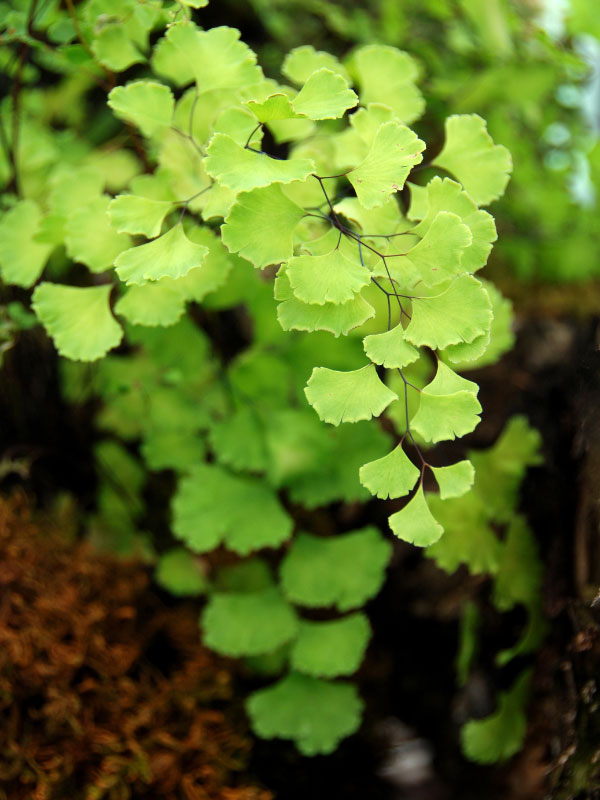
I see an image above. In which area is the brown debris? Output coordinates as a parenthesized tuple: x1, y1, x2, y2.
(0, 492, 272, 800)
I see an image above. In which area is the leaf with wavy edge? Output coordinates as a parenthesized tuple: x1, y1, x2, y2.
(286, 248, 371, 305)
(205, 133, 315, 192)
(432, 460, 475, 499)
(114, 224, 208, 285)
(32, 283, 122, 362)
(347, 121, 425, 209)
(410, 360, 481, 443)
(433, 114, 512, 206)
(363, 324, 419, 369)
(107, 81, 174, 137)
(388, 486, 444, 546)
(305, 365, 398, 425)
(108, 194, 173, 238)
(403, 211, 472, 287)
(222, 184, 305, 268)
(359, 444, 420, 499)
(404, 276, 493, 350)
(202, 587, 298, 657)
(247, 673, 363, 756)
(290, 614, 371, 678)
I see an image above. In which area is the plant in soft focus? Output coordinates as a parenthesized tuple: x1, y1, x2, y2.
(0, 0, 545, 761)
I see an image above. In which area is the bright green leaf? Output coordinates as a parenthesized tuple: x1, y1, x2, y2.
(405, 276, 492, 350)
(108, 194, 173, 238)
(32, 283, 122, 362)
(0, 200, 51, 288)
(292, 68, 357, 120)
(205, 133, 315, 192)
(202, 587, 298, 656)
(347, 45, 424, 123)
(290, 614, 371, 678)
(411, 360, 481, 443)
(283, 46, 350, 85)
(221, 185, 305, 268)
(152, 23, 261, 91)
(359, 444, 420, 500)
(432, 460, 475, 499)
(108, 80, 174, 137)
(114, 280, 185, 327)
(363, 324, 419, 369)
(172, 463, 292, 555)
(305, 364, 398, 425)
(388, 486, 444, 546)
(114, 224, 208, 285)
(278, 290, 375, 337)
(280, 527, 392, 611)
(412, 177, 497, 273)
(403, 211, 472, 287)
(347, 121, 425, 209)
(92, 24, 144, 72)
(247, 673, 363, 756)
(286, 248, 371, 305)
(65, 195, 131, 273)
(433, 115, 512, 206)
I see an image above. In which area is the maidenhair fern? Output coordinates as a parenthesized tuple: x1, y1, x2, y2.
(0, 0, 544, 761)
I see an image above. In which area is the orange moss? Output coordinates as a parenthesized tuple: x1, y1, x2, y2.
(0, 493, 272, 800)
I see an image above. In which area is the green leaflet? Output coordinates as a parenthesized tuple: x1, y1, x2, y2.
(433, 115, 512, 206)
(411, 360, 482, 443)
(347, 121, 425, 209)
(114, 224, 208, 285)
(432, 460, 475, 499)
(388, 486, 444, 546)
(278, 289, 375, 337)
(282, 45, 350, 85)
(445, 279, 514, 369)
(404, 276, 493, 350)
(426, 492, 502, 575)
(202, 587, 298, 657)
(286, 248, 371, 305)
(107, 81, 174, 137)
(172, 463, 292, 555)
(32, 283, 123, 362)
(359, 444, 420, 500)
(65, 195, 131, 273)
(204, 133, 315, 191)
(221, 184, 305, 268)
(412, 177, 497, 273)
(176, 225, 234, 302)
(305, 365, 397, 425)
(248, 69, 357, 122)
(461, 670, 531, 763)
(114, 281, 186, 327)
(155, 547, 210, 596)
(290, 614, 371, 678)
(108, 194, 173, 238)
(291, 68, 358, 120)
(152, 23, 262, 91)
(0, 200, 52, 288)
(92, 24, 144, 72)
(403, 211, 472, 287)
(247, 673, 364, 756)
(209, 407, 268, 473)
(347, 44, 424, 123)
(280, 528, 392, 611)
(363, 325, 419, 369)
